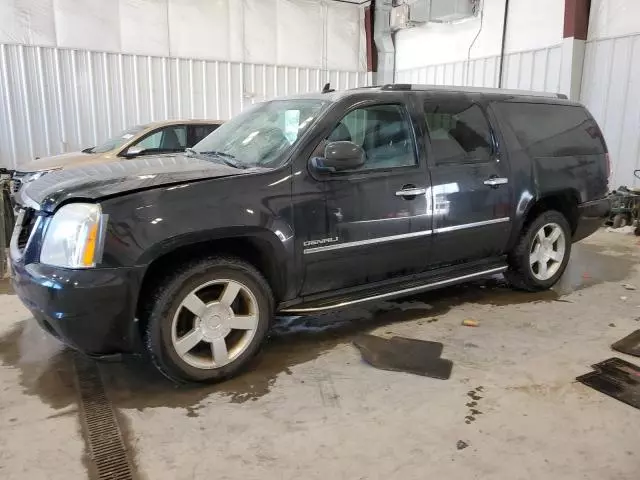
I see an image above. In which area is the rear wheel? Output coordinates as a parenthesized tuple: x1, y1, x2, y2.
(505, 210, 572, 291)
(144, 256, 273, 383)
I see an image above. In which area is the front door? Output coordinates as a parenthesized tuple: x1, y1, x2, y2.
(295, 98, 432, 296)
(421, 93, 513, 267)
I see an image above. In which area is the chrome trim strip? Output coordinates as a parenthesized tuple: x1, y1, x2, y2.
(303, 229, 433, 254)
(434, 217, 510, 234)
(303, 217, 509, 254)
(281, 266, 507, 313)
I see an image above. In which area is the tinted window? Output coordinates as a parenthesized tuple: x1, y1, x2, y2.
(329, 104, 417, 171)
(190, 124, 219, 146)
(135, 125, 187, 153)
(495, 102, 606, 157)
(424, 100, 493, 164)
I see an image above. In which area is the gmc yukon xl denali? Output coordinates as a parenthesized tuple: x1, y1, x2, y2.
(10, 84, 611, 383)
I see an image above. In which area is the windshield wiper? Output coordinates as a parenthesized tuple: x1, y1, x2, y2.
(199, 150, 236, 159)
(195, 150, 247, 169)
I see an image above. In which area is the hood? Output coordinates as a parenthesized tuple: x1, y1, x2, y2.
(19, 151, 103, 172)
(19, 155, 251, 213)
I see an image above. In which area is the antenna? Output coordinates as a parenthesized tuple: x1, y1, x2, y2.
(322, 83, 335, 94)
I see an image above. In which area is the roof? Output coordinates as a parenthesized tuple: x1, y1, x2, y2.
(144, 119, 225, 128)
(274, 83, 569, 103)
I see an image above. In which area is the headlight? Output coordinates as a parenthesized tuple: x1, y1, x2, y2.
(41, 203, 106, 268)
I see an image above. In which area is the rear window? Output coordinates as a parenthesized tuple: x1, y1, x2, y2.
(495, 102, 606, 157)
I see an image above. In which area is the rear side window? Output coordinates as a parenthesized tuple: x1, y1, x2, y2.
(424, 100, 493, 165)
(495, 102, 606, 157)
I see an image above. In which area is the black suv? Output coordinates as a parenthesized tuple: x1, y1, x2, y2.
(10, 84, 610, 383)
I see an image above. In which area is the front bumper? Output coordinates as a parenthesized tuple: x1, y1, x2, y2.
(573, 197, 612, 242)
(10, 260, 144, 355)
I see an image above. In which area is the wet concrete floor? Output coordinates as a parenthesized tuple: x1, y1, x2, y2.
(1, 232, 639, 479)
(0, 240, 634, 411)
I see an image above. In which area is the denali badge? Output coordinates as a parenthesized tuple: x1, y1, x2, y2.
(303, 237, 339, 247)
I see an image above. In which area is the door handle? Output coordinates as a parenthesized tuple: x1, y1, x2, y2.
(395, 187, 427, 197)
(484, 177, 508, 187)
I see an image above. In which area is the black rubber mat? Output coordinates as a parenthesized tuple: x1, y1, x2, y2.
(353, 334, 452, 380)
(611, 330, 640, 357)
(577, 357, 640, 410)
(390, 336, 444, 358)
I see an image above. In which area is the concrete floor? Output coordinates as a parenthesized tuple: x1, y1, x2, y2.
(1, 229, 639, 480)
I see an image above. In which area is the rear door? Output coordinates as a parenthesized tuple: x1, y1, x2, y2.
(421, 93, 513, 267)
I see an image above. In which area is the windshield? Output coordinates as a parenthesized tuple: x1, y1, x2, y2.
(88, 125, 147, 153)
(191, 99, 328, 168)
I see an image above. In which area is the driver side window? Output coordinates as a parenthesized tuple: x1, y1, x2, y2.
(134, 125, 187, 154)
(328, 104, 417, 171)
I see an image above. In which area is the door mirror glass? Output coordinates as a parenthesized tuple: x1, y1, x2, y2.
(124, 145, 146, 158)
(311, 141, 365, 172)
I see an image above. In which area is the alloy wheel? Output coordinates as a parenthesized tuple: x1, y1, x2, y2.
(171, 279, 259, 369)
(529, 222, 566, 281)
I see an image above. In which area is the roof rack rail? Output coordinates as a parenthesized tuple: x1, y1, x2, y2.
(380, 83, 566, 99)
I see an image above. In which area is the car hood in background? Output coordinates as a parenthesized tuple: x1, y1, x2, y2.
(19, 155, 253, 213)
(19, 151, 110, 172)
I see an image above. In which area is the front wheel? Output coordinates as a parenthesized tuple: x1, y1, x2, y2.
(505, 210, 572, 291)
(144, 256, 273, 383)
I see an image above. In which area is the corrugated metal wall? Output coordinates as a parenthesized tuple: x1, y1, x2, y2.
(581, 34, 640, 188)
(396, 45, 562, 92)
(0, 43, 371, 169)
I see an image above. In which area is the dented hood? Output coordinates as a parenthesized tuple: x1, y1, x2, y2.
(19, 154, 250, 213)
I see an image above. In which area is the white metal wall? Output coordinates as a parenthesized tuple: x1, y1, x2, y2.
(580, 34, 640, 187)
(396, 45, 562, 92)
(0, 44, 370, 168)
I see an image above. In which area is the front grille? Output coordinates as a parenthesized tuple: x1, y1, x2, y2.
(15, 207, 37, 251)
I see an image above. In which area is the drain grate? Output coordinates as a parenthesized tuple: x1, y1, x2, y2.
(73, 355, 135, 480)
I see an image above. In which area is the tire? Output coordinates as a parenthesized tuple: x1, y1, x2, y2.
(612, 213, 628, 229)
(505, 210, 572, 292)
(144, 256, 274, 384)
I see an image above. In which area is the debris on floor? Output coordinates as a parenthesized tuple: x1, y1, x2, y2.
(612, 329, 640, 357)
(353, 334, 452, 380)
(462, 318, 479, 327)
(622, 283, 637, 290)
(620, 296, 628, 301)
(456, 440, 469, 450)
(577, 357, 640, 410)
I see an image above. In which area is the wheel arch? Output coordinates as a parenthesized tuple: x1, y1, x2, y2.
(509, 189, 581, 250)
(135, 228, 289, 325)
